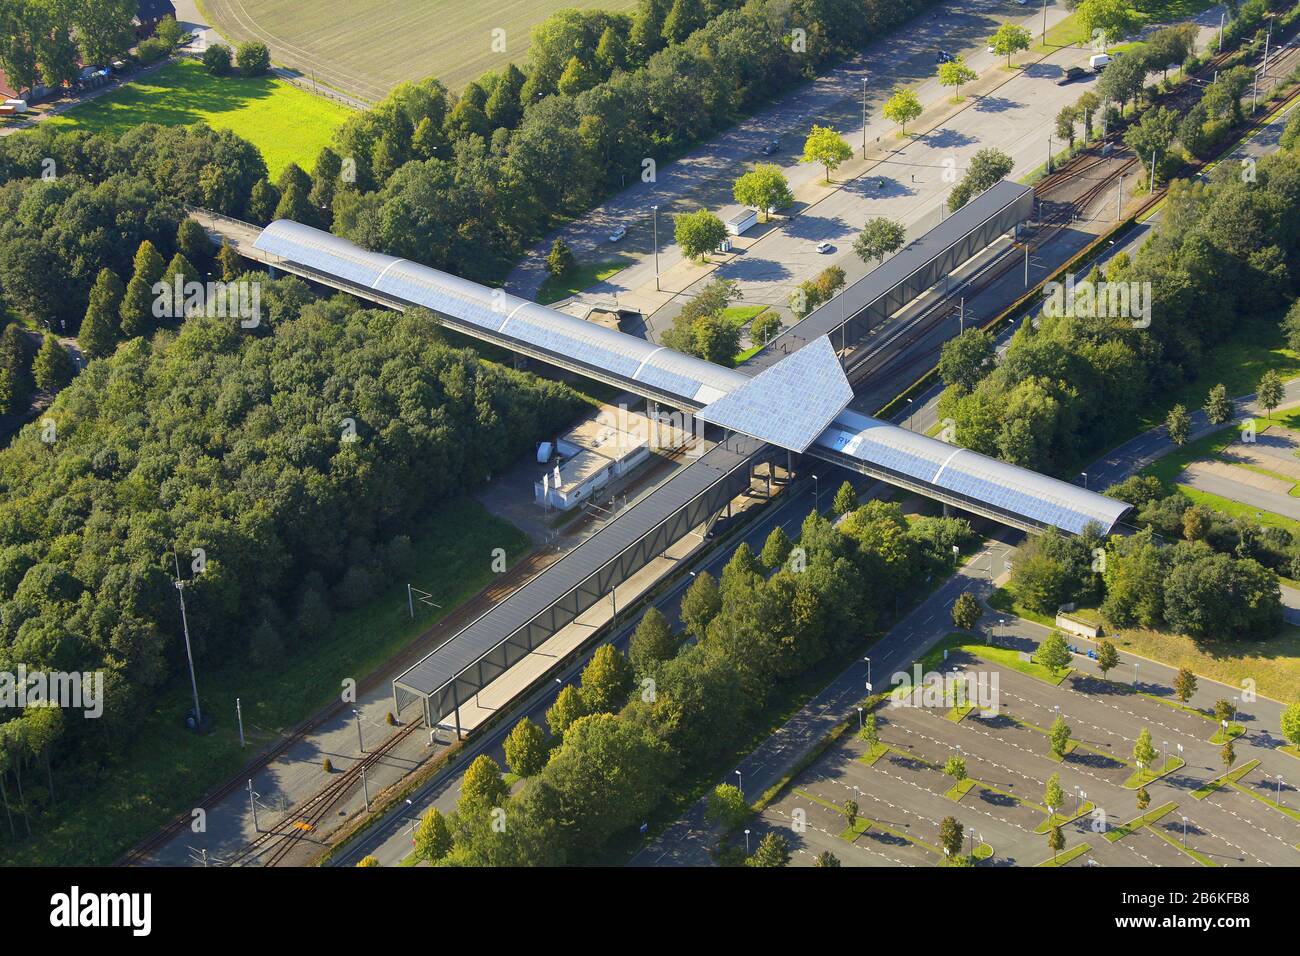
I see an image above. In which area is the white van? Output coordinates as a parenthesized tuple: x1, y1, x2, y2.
(1089, 53, 1112, 72)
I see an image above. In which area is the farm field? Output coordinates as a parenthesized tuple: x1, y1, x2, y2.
(200, 0, 639, 98)
(49, 59, 352, 178)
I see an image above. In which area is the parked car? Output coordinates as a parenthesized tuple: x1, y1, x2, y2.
(1056, 66, 1087, 85)
(608, 225, 627, 242)
(935, 49, 954, 63)
(761, 138, 780, 155)
(1089, 53, 1112, 72)
(815, 241, 834, 254)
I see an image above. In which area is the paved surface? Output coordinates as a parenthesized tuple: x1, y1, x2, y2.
(644, 584, 1300, 866)
(1085, 383, 1300, 491)
(506, 0, 1079, 303)
(510, 4, 1227, 338)
(631, 532, 1019, 866)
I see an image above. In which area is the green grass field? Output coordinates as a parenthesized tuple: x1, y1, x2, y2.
(537, 261, 625, 305)
(1036, 0, 1213, 50)
(48, 59, 352, 179)
(0, 498, 528, 866)
(200, 0, 639, 98)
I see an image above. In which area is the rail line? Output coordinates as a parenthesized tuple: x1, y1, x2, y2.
(227, 717, 426, 867)
(116, 544, 563, 865)
(122, 24, 1300, 871)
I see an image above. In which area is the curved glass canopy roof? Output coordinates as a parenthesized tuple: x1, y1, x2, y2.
(255, 220, 743, 407)
(254, 220, 1130, 535)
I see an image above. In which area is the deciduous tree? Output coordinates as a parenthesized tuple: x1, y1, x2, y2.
(801, 124, 853, 180)
(853, 217, 906, 266)
(882, 88, 923, 136)
(504, 717, 548, 778)
(732, 163, 793, 220)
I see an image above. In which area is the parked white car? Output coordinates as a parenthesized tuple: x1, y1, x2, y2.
(608, 225, 627, 242)
(815, 241, 833, 254)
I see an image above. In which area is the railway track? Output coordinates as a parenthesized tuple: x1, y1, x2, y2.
(851, 36, 1300, 412)
(226, 717, 425, 867)
(117, 544, 563, 866)
(123, 25, 1300, 871)
(120, 431, 705, 867)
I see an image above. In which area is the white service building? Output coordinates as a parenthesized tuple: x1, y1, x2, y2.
(534, 405, 693, 511)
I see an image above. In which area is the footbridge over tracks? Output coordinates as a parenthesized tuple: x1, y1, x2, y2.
(199, 185, 1130, 731)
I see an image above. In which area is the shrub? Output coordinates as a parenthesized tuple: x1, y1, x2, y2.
(236, 41, 270, 77)
(203, 44, 232, 76)
(137, 38, 170, 65)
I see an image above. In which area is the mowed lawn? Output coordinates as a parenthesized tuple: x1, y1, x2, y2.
(49, 59, 352, 178)
(201, 0, 639, 97)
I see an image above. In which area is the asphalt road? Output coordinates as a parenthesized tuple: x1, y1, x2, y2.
(644, 579, 1300, 867)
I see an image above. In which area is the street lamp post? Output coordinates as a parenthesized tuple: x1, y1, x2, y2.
(735, 768, 744, 799)
(1181, 815, 1188, 847)
(247, 779, 260, 831)
(652, 205, 660, 291)
(862, 77, 868, 157)
(1080, 472, 1088, 489)
(864, 656, 872, 691)
(812, 473, 820, 512)
(744, 828, 751, 854)
(171, 552, 202, 728)
(353, 709, 365, 754)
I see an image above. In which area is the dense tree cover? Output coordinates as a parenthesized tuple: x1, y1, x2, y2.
(0, 0, 137, 94)
(0, 323, 34, 414)
(0, 287, 583, 826)
(1098, 475, 1286, 639)
(0, 124, 273, 368)
(939, 150, 1300, 477)
(0, 172, 182, 334)
(323, 0, 941, 282)
(430, 502, 975, 864)
(0, 124, 268, 225)
(1006, 474, 1284, 641)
